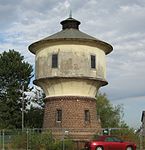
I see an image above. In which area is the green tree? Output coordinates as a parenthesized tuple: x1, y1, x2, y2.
(0, 50, 33, 129)
(24, 86, 45, 128)
(25, 106, 44, 128)
(29, 86, 45, 109)
(96, 93, 128, 128)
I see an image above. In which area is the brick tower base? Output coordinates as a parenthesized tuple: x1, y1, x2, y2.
(43, 96, 101, 142)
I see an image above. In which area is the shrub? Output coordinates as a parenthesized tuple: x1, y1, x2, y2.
(10, 132, 27, 149)
(10, 130, 74, 150)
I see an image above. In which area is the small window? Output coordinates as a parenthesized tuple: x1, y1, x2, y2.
(85, 110, 90, 122)
(56, 109, 62, 122)
(91, 55, 96, 69)
(52, 54, 58, 68)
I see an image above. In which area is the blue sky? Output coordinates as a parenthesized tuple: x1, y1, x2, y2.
(0, 0, 145, 128)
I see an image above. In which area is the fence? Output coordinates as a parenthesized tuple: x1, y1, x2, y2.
(0, 128, 80, 150)
(0, 129, 46, 150)
(0, 128, 145, 150)
(0, 129, 28, 150)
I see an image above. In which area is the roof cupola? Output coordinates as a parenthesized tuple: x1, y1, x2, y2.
(60, 17, 81, 30)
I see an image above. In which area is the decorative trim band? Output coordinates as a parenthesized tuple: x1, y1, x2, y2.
(34, 76, 108, 87)
(45, 96, 96, 101)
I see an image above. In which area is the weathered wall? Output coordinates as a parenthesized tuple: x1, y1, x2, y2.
(35, 41, 106, 98)
(35, 42, 106, 80)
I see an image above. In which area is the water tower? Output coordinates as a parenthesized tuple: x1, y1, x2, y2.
(28, 16, 113, 140)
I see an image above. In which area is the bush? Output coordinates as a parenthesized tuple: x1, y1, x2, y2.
(10, 130, 74, 150)
(30, 130, 54, 150)
(10, 132, 27, 149)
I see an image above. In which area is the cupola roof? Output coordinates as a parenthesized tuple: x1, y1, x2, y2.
(29, 17, 113, 54)
(60, 17, 80, 30)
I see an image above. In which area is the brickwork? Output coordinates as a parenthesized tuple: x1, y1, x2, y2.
(43, 96, 101, 140)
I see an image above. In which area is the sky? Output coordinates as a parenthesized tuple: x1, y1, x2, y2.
(0, 0, 145, 129)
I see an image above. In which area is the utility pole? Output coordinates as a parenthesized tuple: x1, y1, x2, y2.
(2, 130, 5, 150)
(22, 84, 24, 131)
(139, 127, 143, 150)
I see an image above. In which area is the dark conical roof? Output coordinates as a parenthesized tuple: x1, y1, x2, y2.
(29, 17, 113, 54)
(42, 17, 98, 41)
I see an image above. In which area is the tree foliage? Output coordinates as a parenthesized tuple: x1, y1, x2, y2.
(96, 93, 128, 128)
(25, 106, 44, 128)
(29, 86, 45, 109)
(0, 50, 33, 129)
(24, 86, 45, 128)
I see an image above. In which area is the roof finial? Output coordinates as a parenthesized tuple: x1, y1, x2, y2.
(69, 9, 72, 18)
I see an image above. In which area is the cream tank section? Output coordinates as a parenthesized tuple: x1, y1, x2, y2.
(34, 42, 107, 98)
(35, 43, 106, 80)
